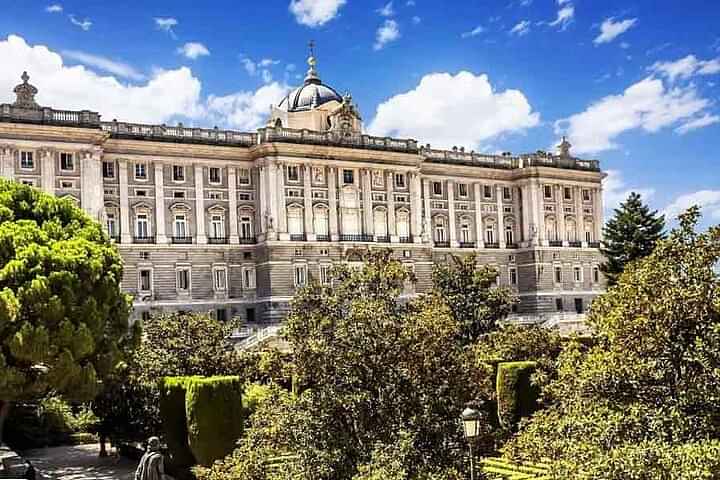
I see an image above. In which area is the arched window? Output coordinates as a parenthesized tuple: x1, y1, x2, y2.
(459, 216, 472, 243)
(545, 216, 557, 241)
(396, 209, 410, 239)
(374, 207, 388, 237)
(433, 216, 447, 243)
(505, 222, 515, 246)
(104, 204, 119, 238)
(133, 204, 152, 239)
(485, 221, 496, 245)
(566, 218, 577, 241)
(584, 219, 594, 243)
(314, 205, 329, 236)
(287, 205, 304, 235)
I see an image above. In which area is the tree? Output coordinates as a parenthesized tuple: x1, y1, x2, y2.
(0, 179, 133, 444)
(432, 254, 516, 344)
(505, 207, 720, 477)
(600, 192, 665, 285)
(196, 250, 482, 479)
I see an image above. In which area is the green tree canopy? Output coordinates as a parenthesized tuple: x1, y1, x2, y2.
(600, 191, 665, 285)
(0, 179, 133, 442)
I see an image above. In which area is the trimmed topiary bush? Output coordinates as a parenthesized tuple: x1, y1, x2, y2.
(159, 377, 199, 471)
(185, 376, 244, 466)
(496, 361, 539, 429)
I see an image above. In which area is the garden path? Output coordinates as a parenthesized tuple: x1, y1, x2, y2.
(24, 444, 136, 480)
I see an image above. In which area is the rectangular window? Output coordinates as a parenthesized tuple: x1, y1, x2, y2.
(509, 267, 518, 285)
(503, 186, 512, 200)
(173, 165, 185, 182)
(573, 266, 583, 283)
(214, 268, 228, 291)
(394, 173, 406, 188)
(288, 165, 300, 182)
(21, 179, 35, 186)
(294, 264, 307, 287)
(239, 193, 252, 201)
(208, 192, 222, 200)
(216, 309, 227, 322)
(60, 152, 74, 171)
(544, 185, 553, 199)
(457, 183, 468, 198)
(176, 268, 190, 292)
(554, 266, 562, 283)
(555, 298, 563, 311)
(575, 298, 584, 314)
(593, 266, 600, 283)
(343, 169, 354, 184)
(135, 189, 147, 197)
(238, 168, 251, 185)
(103, 161, 115, 179)
(483, 185, 492, 199)
(209, 167, 221, 184)
(136, 213, 150, 238)
(134, 163, 147, 180)
(242, 266, 256, 289)
(240, 216, 253, 239)
(564, 187, 572, 200)
(139, 269, 152, 292)
(60, 180, 75, 189)
(432, 181, 443, 196)
(106, 213, 117, 237)
(320, 264, 332, 286)
(173, 191, 185, 199)
(20, 151, 34, 169)
(582, 189, 591, 201)
(210, 214, 225, 239)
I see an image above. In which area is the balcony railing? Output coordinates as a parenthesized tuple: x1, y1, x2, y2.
(239, 236, 257, 244)
(171, 236, 193, 244)
(208, 236, 229, 244)
(588, 241, 601, 248)
(485, 242, 500, 249)
(568, 240, 582, 248)
(399, 235, 414, 244)
(506, 243, 519, 249)
(290, 234, 307, 241)
(549, 240, 563, 247)
(434, 241, 450, 248)
(459, 242, 475, 248)
(339, 234, 374, 242)
(133, 236, 155, 244)
(376, 235, 391, 243)
(315, 234, 331, 241)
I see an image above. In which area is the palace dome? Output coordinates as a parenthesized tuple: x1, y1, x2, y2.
(278, 53, 342, 112)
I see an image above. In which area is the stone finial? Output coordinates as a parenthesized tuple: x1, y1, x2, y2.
(13, 71, 40, 109)
(558, 136, 572, 157)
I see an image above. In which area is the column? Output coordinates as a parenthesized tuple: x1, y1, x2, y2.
(422, 179, 431, 243)
(520, 184, 531, 246)
(594, 187, 603, 242)
(303, 164, 315, 240)
(409, 171, 422, 240)
(267, 163, 279, 241)
(328, 167, 339, 240)
(512, 185, 522, 245)
(529, 182, 541, 246)
(496, 185, 505, 248)
(194, 164, 206, 244)
(227, 167, 239, 244)
(386, 171, 397, 240)
(474, 183, 484, 248)
(362, 169, 373, 236)
(533, 180, 545, 246)
(80, 149, 104, 222)
(575, 185, 583, 246)
(337, 168, 345, 239)
(448, 180, 457, 247)
(40, 149, 54, 194)
(119, 159, 131, 244)
(154, 164, 167, 244)
(276, 162, 287, 239)
(258, 165, 267, 236)
(556, 184, 566, 246)
(0, 146, 14, 180)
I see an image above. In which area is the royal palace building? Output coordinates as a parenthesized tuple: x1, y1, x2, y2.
(0, 53, 605, 339)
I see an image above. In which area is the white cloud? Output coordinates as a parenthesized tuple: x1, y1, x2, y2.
(510, 20, 531, 36)
(594, 17, 637, 44)
(549, 4, 574, 30)
(602, 170, 655, 213)
(368, 71, 540, 150)
(374, 19, 400, 50)
(242, 58, 257, 76)
(555, 76, 713, 154)
(61, 50, 145, 81)
(663, 190, 720, 220)
(242, 57, 280, 83)
(412, 16, 421, 24)
(0, 34, 288, 132)
(557, 0, 571, 4)
(377, 1, 395, 17)
(177, 42, 210, 60)
(650, 55, 720, 82)
(461, 26, 484, 38)
(259, 58, 280, 67)
(289, 0, 346, 27)
(68, 15, 92, 31)
(620, 41, 630, 49)
(261, 69, 273, 84)
(45, 4, 63, 13)
(154, 17, 178, 38)
(406, 0, 416, 5)
(675, 113, 720, 134)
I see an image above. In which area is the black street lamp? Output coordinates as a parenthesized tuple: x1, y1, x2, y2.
(461, 406, 482, 480)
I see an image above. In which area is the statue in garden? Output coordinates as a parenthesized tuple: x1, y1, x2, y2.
(135, 437, 171, 480)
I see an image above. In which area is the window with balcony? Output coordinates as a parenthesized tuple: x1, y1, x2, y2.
(485, 223, 496, 244)
(433, 217, 447, 243)
(373, 208, 388, 238)
(60, 152, 74, 171)
(20, 151, 34, 169)
(174, 214, 188, 239)
(103, 161, 115, 179)
(314, 206, 329, 238)
(287, 206, 304, 236)
(106, 212, 117, 238)
(287, 165, 300, 182)
(135, 213, 150, 238)
(239, 215, 254, 240)
(397, 210, 410, 239)
(343, 169, 354, 185)
(505, 224, 515, 245)
(394, 173, 406, 188)
(210, 214, 225, 239)
(209, 167, 221, 184)
(173, 165, 185, 182)
(134, 163, 147, 180)
(460, 219, 472, 244)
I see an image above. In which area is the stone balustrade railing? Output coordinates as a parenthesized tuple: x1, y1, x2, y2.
(0, 103, 101, 127)
(421, 147, 515, 169)
(256, 126, 419, 153)
(101, 121, 258, 146)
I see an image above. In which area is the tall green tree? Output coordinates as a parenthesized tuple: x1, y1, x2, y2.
(432, 254, 515, 343)
(0, 179, 133, 444)
(600, 192, 665, 285)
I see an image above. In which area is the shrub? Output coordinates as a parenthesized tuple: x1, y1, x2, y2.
(185, 376, 244, 466)
(242, 383, 273, 419)
(496, 361, 538, 429)
(159, 377, 199, 471)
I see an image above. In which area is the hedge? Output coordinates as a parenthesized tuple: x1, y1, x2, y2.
(159, 377, 200, 471)
(185, 376, 245, 466)
(496, 361, 539, 429)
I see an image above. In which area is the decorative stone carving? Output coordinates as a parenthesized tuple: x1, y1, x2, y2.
(312, 166, 325, 184)
(371, 170, 383, 188)
(13, 72, 40, 109)
(558, 136, 572, 157)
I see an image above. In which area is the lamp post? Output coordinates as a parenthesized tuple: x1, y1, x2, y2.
(461, 406, 482, 480)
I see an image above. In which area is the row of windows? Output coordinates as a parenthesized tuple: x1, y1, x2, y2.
(137, 265, 256, 293)
(543, 185, 593, 202)
(553, 265, 601, 284)
(106, 212, 254, 240)
(102, 162, 252, 186)
(16, 151, 76, 171)
(431, 182, 512, 201)
(285, 166, 409, 190)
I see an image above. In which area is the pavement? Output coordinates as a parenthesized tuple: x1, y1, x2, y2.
(23, 444, 136, 480)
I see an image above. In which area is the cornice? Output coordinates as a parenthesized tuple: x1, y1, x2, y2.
(0, 122, 106, 145)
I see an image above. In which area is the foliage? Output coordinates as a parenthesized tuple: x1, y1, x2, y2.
(242, 383, 273, 419)
(432, 254, 516, 343)
(185, 376, 245, 466)
(600, 191, 665, 285)
(0, 179, 133, 442)
(159, 377, 199, 470)
(506, 207, 720, 477)
(496, 361, 538, 429)
(197, 250, 483, 479)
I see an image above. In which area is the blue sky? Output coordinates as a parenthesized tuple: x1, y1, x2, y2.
(1, 0, 719, 226)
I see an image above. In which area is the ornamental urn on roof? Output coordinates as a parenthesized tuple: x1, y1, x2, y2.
(13, 71, 40, 109)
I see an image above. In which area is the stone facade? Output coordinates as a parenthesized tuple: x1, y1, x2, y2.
(0, 65, 605, 332)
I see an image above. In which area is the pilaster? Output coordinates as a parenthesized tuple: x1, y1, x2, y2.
(422, 179, 431, 243)
(227, 167, 239, 244)
(387, 171, 397, 240)
(80, 148, 104, 222)
(448, 180, 457, 247)
(533, 180, 546, 246)
(303, 164, 315, 240)
(594, 187, 603, 243)
(474, 183, 484, 248)
(362, 169, 373, 236)
(40, 149, 54, 194)
(574, 186, 583, 246)
(328, 167, 339, 240)
(154, 164, 167, 244)
(276, 162, 288, 239)
(520, 184, 531, 247)
(409, 172, 422, 239)
(119, 160, 131, 244)
(556, 184, 566, 246)
(194, 164, 206, 244)
(0, 146, 14, 180)
(496, 184, 505, 248)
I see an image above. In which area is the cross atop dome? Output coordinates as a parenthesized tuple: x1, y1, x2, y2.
(305, 39, 321, 85)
